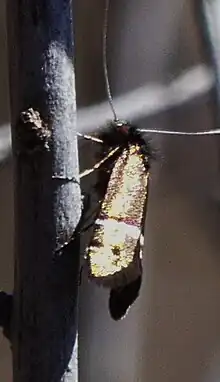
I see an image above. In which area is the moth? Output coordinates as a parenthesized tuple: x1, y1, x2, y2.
(79, 121, 151, 320)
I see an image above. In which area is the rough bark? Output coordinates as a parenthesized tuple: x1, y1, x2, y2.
(6, 1, 81, 381)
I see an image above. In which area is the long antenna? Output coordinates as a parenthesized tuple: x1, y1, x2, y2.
(139, 128, 220, 136)
(103, 0, 118, 121)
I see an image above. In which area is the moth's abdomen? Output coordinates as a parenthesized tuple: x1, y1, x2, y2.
(87, 144, 149, 289)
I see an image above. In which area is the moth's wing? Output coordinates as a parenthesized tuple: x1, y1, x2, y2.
(106, 146, 149, 320)
(87, 145, 148, 287)
(109, 275, 142, 321)
(109, 234, 143, 320)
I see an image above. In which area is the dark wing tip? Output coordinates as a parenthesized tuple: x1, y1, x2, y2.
(108, 275, 142, 321)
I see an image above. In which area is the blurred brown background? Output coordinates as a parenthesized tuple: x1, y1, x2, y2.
(1, 0, 220, 381)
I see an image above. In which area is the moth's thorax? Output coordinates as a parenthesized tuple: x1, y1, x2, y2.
(99, 122, 147, 150)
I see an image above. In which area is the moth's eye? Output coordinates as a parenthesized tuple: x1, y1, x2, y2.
(120, 125, 129, 135)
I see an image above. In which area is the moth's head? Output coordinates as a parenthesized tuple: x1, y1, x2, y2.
(100, 120, 146, 148)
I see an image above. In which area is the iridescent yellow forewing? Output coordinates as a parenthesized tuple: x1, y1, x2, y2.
(87, 144, 149, 288)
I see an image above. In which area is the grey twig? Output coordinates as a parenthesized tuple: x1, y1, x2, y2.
(7, 1, 81, 381)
